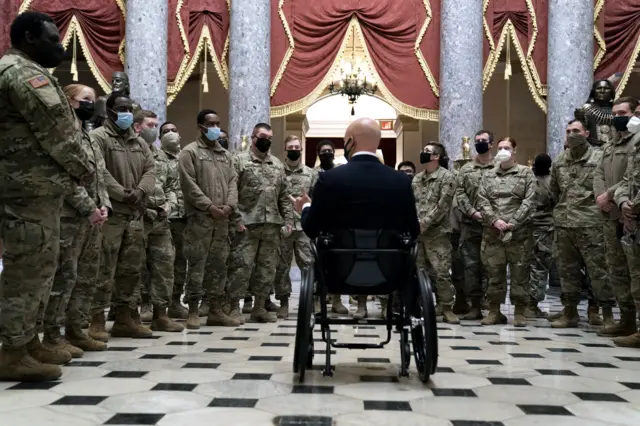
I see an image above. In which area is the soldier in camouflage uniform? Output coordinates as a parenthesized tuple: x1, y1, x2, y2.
(456, 130, 495, 320)
(134, 111, 184, 332)
(476, 138, 536, 327)
(227, 123, 294, 323)
(0, 12, 95, 382)
(450, 161, 470, 315)
(179, 110, 240, 328)
(549, 119, 614, 328)
(88, 94, 156, 340)
(593, 97, 640, 338)
(413, 143, 459, 324)
(274, 136, 318, 318)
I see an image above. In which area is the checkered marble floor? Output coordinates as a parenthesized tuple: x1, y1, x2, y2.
(2, 280, 640, 425)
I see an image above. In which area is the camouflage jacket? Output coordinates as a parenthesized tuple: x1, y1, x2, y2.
(233, 150, 293, 227)
(594, 131, 638, 221)
(144, 146, 178, 221)
(162, 148, 184, 219)
(413, 166, 456, 235)
(285, 161, 318, 231)
(62, 128, 111, 218)
(455, 158, 497, 224)
(90, 120, 156, 216)
(477, 163, 536, 232)
(550, 146, 603, 228)
(0, 48, 94, 199)
(532, 175, 555, 228)
(614, 134, 640, 214)
(179, 137, 237, 219)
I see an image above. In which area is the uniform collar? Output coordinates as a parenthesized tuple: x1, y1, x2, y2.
(285, 161, 304, 173)
(250, 149, 274, 164)
(495, 163, 519, 175)
(196, 135, 226, 152)
(104, 119, 138, 142)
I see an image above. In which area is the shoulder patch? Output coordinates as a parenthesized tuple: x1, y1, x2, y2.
(28, 75, 49, 88)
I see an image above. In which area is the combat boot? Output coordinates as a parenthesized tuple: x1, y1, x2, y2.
(277, 297, 289, 319)
(265, 296, 279, 313)
(513, 305, 527, 328)
(199, 301, 210, 317)
(0, 345, 61, 382)
(228, 298, 246, 325)
(464, 299, 484, 320)
(107, 305, 116, 322)
(242, 297, 253, 314)
(43, 328, 84, 359)
(525, 300, 548, 319)
(613, 332, 640, 348)
(480, 304, 507, 326)
(250, 296, 278, 323)
(331, 295, 349, 315)
(139, 303, 153, 322)
(601, 306, 615, 328)
(550, 305, 580, 328)
(442, 306, 460, 324)
(452, 297, 470, 315)
(168, 295, 188, 319)
(111, 306, 153, 338)
(186, 302, 201, 330)
(65, 324, 107, 352)
(588, 304, 603, 326)
(353, 296, 368, 320)
(151, 306, 185, 332)
(88, 311, 109, 342)
(26, 335, 72, 365)
(207, 296, 242, 326)
(435, 303, 443, 317)
(547, 310, 564, 322)
(598, 307, 637, 337)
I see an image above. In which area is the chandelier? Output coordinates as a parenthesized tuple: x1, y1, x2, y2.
(328, 35, 378, 115)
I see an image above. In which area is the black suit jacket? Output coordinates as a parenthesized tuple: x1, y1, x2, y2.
(301, 154, 420, 240)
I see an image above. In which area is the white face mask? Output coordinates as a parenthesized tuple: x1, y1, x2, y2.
(628, 116, 640, 134)
(495, 148, 512, 163)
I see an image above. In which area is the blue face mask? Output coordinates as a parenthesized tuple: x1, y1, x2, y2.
(204, 127, 220, 141)
(114, 112, 133, 130)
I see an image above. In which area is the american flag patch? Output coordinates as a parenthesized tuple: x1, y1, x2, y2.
(28, 75, 49, 88)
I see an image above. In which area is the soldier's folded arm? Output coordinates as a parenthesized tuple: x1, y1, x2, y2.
(177, 150, 213, 211)
(11, 69, 94, 182)
(476, 183, 498, 226)
(65, 186, 98, 217)
(137, 144, 157, 195)
(509, 170, 537, 231)
(455, 171, 476, 218)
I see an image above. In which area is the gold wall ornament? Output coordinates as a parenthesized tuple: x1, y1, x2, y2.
(462, 136, 471, 160)
(240, 135, 249, 151)
(527, 157, 533, 168)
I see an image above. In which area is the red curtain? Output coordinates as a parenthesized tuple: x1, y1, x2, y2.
(270, 0, 439, 120)
(0, 0, 21, 55)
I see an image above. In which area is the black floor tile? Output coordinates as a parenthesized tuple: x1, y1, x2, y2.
(204, 348, 236, 353)
(573, 392, 628, 402)
(223, 336, 250, 340)
(616, 356, 640, 362)
(51, 395, 107, 405)
(292, 385, 334, 394)
(536, 369, 578, 376)
(437, 327, 452, 331)
(622, 382, 640, 390)
(517, 405, 573, 416)
(354, 334, 380, 338)
(238, 327, 261, 331)
(270, 333, 296, 337)
(451, 422, 505, 426)
(68, 361, 105, 367)
(554, 333, 582, 337)
(509, 353, 543, 358)
(208, 398, 258, 408)
(249, 356, 282, 361)
(8, 381, 60, 390)
(314, 349, 336, 355)
(166, 341, 196, 346)
(354, 325, 376, 330)
(187, 331, 213, 335)
(466, 360, 503, 365)
(440, 336, 466, 340)
(360, 375, 399, 383)
(489, 341, 518, 346)
(314, 329, 338, 333)
(363, 400, 412, 411)
(450, 346, 481, 351)
(357, 357, 390, 363)
(105, 371, 148, 378)
(524, 337, 552, 341)
(182, 363, 220, 369)
(473, 332, 499, 336)
(232, 373, 272, 380)
(262, 342, 290, 347)
(547, 348, 581, 353)
(278, 325, 297, 329)
(488, 377, 531, 386)
(151, 383, 197, 392)
(432, 388, 477, 397)
(436, 367, 455, 373)
(581, 343, 614, 348)
(140, 354, 175, 360)
(108, 346, 138, 351)
(504, 328, 530, 332)
(104, 413, 165, 425)
(276, 416, 333, 426)
(577, 362, 618, 368)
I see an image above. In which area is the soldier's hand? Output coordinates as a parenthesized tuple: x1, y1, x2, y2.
(623, 217, 637, 234)
(89, 208, 106, 225)
(158, 207, 168, 218)
(596, 193, 612, 211)
(220, 205, 233, 216)
(471, 211, 483, 222)
(621, 201, 636, 220)
(237, 223, 247, 233)
(208, 205, 225, 218)
(493, 219, 509, 232)
(125, 189, 144, 205)
(100, 206, 109, 220)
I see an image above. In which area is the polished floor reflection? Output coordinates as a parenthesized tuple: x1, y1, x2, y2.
(0, 276, 639, 425)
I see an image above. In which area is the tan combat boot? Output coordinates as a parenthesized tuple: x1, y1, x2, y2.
(186, 302, 201, 330)
(139, 303, 153, 322)
(277, 297, 289, 319)
(464, 299, 484, 320)
(480, 304, 508, 326)
(26, 335, 71, 365)
(601, 306, 615, 328)
(242, 297, 253, 314)
(551, 305, 580, 328)
(88, 311, 109, 342)
(43, 328, 84, 359)
(207, 296, 242, 326)
(331, 295, 349, 315)
(442, 306, 460, 324)
(151, 306, 185, 332)
(588, 304, 603, 326)
(168, 295, 188, 319)
(435, 303, 443, 317)
(111, 306, 153, 338)
(524, 300, 549, 319)
(228, 297, 247, 325)
(65, 324, 107, 352)
(0, 344, 61, 382)
(353, 296, 368, 320)
(613, 332, 640, 348)
(250, 296, 278, 323)
(199, 301, 210, 317)
(513, 305, 527, 327)
(598, 307, 637, 337)
(547, 310, 564, 322)
(265, 296, 279, 313)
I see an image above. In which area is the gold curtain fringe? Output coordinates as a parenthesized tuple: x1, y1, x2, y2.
(202, 46, 209, 93)
(270, 0, 295, 97)
(504, 34, 512, 80)
(593, 0, 606, 70)
(414, 0, 439, 97)
(18, 0, 33, 13)
(615, 32, 640, 99)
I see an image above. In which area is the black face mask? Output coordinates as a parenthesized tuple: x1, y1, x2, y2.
(613, 116, 630, 132)
(420, 152, 432, 165)
(218, 138, 229, 150)
(287, 150, 301, 161)
(255, 137, 271, 153)
(35, 42, 65, 69)
(74, 100, 95, 122)
(475, 139, 490, 154)
(319, 152, 334, 166)
(344, 138, 355, 159)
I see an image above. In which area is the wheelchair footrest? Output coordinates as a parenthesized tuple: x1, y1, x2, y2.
(331, 342, 385, 350)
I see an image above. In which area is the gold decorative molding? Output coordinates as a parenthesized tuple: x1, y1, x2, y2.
(616, 31, 640, 99)
(593, 0, 606, 70)
(270, 0, 294, 96)
(415, 0, 439, 97)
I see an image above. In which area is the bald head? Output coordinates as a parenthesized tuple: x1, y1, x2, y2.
(344, 117, 381, 157)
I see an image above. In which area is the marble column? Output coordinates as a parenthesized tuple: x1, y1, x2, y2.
(228, 0, 271, 151)
(547, 0, 594, 158)
(125, 0, 169, 124)
(439, 0, 484, 162)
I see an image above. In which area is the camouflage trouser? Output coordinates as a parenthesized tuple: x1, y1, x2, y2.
(620, 234, 640, 312)
(274, 230, 312, 298)
(139, 217, 175, 308)
(529, 227, 553, 302)
(183, 215, 229, 304)
(169, 219, 187, 300)
(91, 214, 145, 313)
(450, 231, 465, 299)
(604, 220, 634, 310)
(418, 232, 455, 306)
(481, 229, 532, 306)
(461, 222, 488, 301)
(227, 224, 281, 299)
(555, 226, 614, 307)
(0, 196, 62, 347)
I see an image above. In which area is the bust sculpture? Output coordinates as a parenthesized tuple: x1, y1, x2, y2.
(574, 79, 616, 147)
(93, 71, 141, 128)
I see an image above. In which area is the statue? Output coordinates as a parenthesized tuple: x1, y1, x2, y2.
(574, 76, 620, 147)
(93, 71, 142, 129)
(461, 136, 471, 160)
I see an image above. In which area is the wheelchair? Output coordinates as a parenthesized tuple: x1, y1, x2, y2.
(293, 229, 438, 383)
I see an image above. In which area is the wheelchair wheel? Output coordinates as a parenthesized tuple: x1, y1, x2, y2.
(293, 266, 315, 382)
(411, 269, 438, 383)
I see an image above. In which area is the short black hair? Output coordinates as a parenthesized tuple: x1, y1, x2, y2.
(568, 118, 588, 130)
(475, 129, 494, 143)
(10, 11, 54, 47)
(426, 142, 450, 169)
(159, 121, 176, 134)
(316, 139, 335, 155)
(533, 153, 552, 176)
(253, 123, 272, 136)
(197, 109, 218, 125)
(397, 161, 416, 173)
(106, 92, 130, 110)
